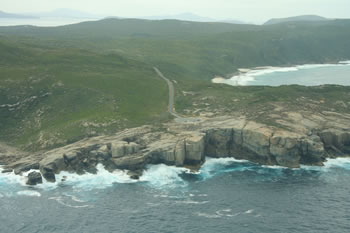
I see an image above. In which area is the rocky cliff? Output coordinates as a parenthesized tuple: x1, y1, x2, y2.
(1, 110, 350, 184)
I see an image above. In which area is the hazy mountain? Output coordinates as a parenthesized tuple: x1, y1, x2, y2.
(31, 8, 101, 19)
(140, 12, 246, 24)
(264, 15, 330, 25)
(141, 12, 214, 22)
(0, 10, 38, 19)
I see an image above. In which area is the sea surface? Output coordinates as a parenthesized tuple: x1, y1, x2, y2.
(0, 17, 99, 27)
(1, 157, 350, 233)
(221, 61, 350, 86)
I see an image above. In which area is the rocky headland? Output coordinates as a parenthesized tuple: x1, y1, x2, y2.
(1, 109, 349, 185)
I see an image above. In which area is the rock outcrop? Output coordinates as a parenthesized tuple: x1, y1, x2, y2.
(26, 171, 43, 185)
(3, 112, 350, 184)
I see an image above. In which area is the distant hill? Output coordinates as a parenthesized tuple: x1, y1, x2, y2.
(31, 8, 101, 19)
(140, 12, 246, 24)
(1, 18, 350, 149)
(264, 15, 330, 25)
(0, 10, 37, 19)
(142, 12, 215, 22)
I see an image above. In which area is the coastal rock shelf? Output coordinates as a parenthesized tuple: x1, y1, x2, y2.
(1, 112, 350, 184)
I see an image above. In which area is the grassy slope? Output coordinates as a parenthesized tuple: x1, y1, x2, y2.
(0, 19, 350, 150)
(0, 39, 168, 150)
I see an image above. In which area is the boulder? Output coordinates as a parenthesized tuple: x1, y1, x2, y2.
(96, 145, 111, 160)
(40, 165, 56, 182)
(1, 168, 13, 173)
(14, 162, 40, 175)
(127, 170, 142, 180)
(26, 171, 43, 185)
(111, 141, 141, 158)
(112, 154, 148, 170)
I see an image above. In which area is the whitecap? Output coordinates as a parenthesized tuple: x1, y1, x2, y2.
(195, 212, 222, 219)
(17, 190, 41, 197)
(63, 193, 87, 203)
(0, 193, 3, 198)
(175, 200, 209, 205)
(244, 209, 254, 214)
(48, 196, 91, 208)
(261, 164, 289, 169)
(139, 164, 190, 188)
(216, 209, 241, 217)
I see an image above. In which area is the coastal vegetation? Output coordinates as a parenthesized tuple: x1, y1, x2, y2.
(1, 18, 350, 150)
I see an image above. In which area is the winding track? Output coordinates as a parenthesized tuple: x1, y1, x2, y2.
(153, 67, 182, 118)
(154, 67, 201, 123)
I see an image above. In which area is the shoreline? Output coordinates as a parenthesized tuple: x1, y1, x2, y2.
(1, 110, 350, 186)
(212, 60, 350, 86)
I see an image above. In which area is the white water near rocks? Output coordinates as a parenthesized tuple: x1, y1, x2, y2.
(2, 157, 350, 232)
(213, 61, 350, 86)
(1, 157, 350, 192)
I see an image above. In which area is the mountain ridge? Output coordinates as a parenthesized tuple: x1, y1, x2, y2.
(264, 15, 330, 25)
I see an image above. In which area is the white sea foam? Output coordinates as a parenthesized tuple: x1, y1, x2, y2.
(323, 157, 350, 169)
(216, 209, 241, 217)
(53, 164, 137, 191)
(48, 196, 91, 208)
(218, 61, 350, 86)
(0, 164, 137, 192)
(244, 209, 254, 214)
(17, 190, 41, 197)
(195, 212, 222, 218)
(140, 164, 190, 188)
(175, 200, 209, 205)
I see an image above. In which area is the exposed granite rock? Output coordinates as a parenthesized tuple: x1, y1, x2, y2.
(319, 129, 350, 156)
(26, 171, 43, 185)
(3, 112, 350, 184)
(111, 141, 141, 158)
(40, 165, 56, 182)
(174, 140, 186, 166)
(14, 162, 40, 175)
(112, 153, 148, 170)
(184, 132, 206, 165)
(1, 168, 13, 173)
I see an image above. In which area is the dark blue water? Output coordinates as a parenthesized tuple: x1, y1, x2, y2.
(1, 157, 350, 233)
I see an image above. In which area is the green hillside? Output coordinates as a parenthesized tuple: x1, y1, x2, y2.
(0, 39, 168, 150)
(1, 18, 350, 150)
(264, 15, 329, 25)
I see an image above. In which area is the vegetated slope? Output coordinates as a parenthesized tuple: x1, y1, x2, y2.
(0, 39, 168, 150)
(264, 15, 330, 25)
(1, 18, 350, 150)
(1, 18, 349, 82)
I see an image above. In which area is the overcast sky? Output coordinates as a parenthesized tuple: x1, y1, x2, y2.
(1, 0, 349, 23)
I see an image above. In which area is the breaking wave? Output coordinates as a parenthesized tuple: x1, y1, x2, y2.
(217, 61, 350, 86)
(1, 157, 350, 194)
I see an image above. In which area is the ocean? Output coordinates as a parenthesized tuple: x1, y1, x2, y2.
(1, 157, 350, 233)
(0, 17, 99, 27)
(220, 61, 350, 86)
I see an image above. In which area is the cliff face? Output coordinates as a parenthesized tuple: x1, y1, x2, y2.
(2, 111, 350, 183)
